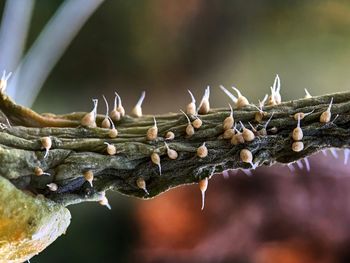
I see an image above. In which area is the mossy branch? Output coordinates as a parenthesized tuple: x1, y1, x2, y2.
(0, 91, 349, 205)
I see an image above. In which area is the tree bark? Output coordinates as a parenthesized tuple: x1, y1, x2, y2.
(0, 91, 349, 206)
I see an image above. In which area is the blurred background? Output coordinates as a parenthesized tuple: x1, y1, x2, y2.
(1, 0, 350, 262)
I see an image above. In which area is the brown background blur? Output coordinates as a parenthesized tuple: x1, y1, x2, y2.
(2, 1, 350, 262)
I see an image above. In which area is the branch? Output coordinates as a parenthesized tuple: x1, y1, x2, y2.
(0, 90, 349, 206)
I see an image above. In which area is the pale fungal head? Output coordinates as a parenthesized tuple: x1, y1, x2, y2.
(240, 121, 255, 142)
(164, 142, 178, 160)
(41, 136, 52, 158)
(34, 167, 50, 176)
(223, 128, 235, 139)
(104, 142, 117, 155)
(220, 85, 237, 104)
(320, 97, 333, 123)
(223, 104, 234, 130)
(101, 95, 111, 128)
(110, 93, 121, 122)
(83, 170, 94, 187)
(81, 99, 98, 128)
(99, 192, 111, 210)
(231, 128, 244, 145)
(198, 86, 210, 114)
(232, 87, 249, 108)
(0, 70, 12, 92)
(192, 116, 202, 129)
(115, 92, 125, 117)
(256, 112, 274, 136)
(47, 183, 58, 192)
(136, 177, 149, 195)
(199, 177, 208, 210)
(293, 109, 314, 121)
(107, 116, 118, 138)
(253, 95, 268, 122)
(146, 117, 158, 141)
(292, 115, 303, 141)
(131, 91, 146, 117)
(186, 90, 197, 115)
(292, 141, 304, 152)
(164, 131, 175, 140)
(180, 110, 195, 137)
(240, 148, 257, 169)
(304, 89, 312, 99)
(197, 142, 208, 158)
(151, 152, 162, 175)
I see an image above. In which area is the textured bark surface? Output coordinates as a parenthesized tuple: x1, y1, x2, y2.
(0, 91, 349, 205)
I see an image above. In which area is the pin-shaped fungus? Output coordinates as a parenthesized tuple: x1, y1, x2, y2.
(165, 131, 175, 140)
(223, 104, 234, 130)
(110, 93, 121, 122)
(192, 116, 202, 129)
(180, 110, 194, 137)
(47, 183, 58, 192)
(253, 94, 268, 122)
(131, 91, 146, 117)
(83, 170, 94, 187)
(99, 192, 111, 210)
(273, 74, 281, 104)
(232, 87, 249, 108)
(136, 177, 149, 195)
(151, 152, 162, 175)
(0, 71, 12, 92)
(197, 142, 208, 158)
(104, 142, 117, 155)
(101, 95, 111, 128)
(292, 141, 304, 152)
(293, 109, 314, 121)
(165, 142, 178, 160)
(81, 99, 98, 128)
(320, 97, 333, 123)
(240, 121, 255, 142)
(107, 116, 118, 138)
(115, 92, 125, 117)
(292, 115, 303, 141)
(198, 86, 210, 114)
(41, 136, 52, 158)
(34, 167, 50, 176)
(240, 149, 257, 169)
(223, 128, 235, 140)
(198, 177, 208, 210)
(231, 128, 244, 145)
(186, 90, 197, 115)
(146, 117, 158, 141)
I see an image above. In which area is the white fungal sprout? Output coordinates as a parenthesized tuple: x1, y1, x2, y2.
(83, 170, 94, 187)
(146, 117, 158, 141)
(104, 142, 117, 155)
(223, 104, 234, 130)
(164, 142, 178, 160)
(115, 92, 125, 117)
(220, 85, 237, 104)
(272, 74, 281, 104)
(232, 86, 249, 108)
(41, 136, 52, 158)
(197, 142, 208, 158)
(110, 93, 121, 121)
(198, 86, 210, 114)
(292, 114, 303, 141)
(101, 95, 111, 128)
(107, 116, 118, 138)
(136, 177, 149, 195)
(47, 183, 58, 192)
(239, 121, 255, 142)
(198, 177, 208, 210)
(131, 91, 146, 117)
(186, 89, 197, 115)
(320, 97, 333, 123)
(0, 70, 12, 92)
(81, 99, 98, 127)
(292, 109, 314, 121)
(151, 152, 162, 175)
(304, 89, 312, 99)
(180, 109, 194, 137)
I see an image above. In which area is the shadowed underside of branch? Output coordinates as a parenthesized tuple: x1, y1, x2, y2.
(0, 90, 350, 206)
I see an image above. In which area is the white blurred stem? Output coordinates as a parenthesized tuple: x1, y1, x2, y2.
(8, 0, 104, 107)
(0, 0, 35, 73)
